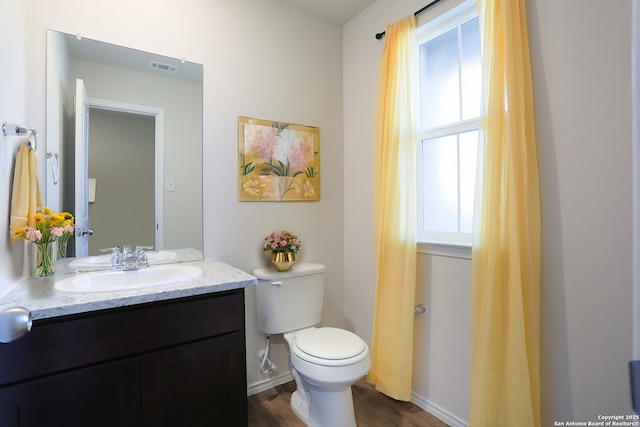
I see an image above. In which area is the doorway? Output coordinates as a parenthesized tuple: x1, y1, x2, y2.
(87, 108, 156, 255)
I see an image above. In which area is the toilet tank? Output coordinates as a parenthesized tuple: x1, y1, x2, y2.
(254, 263, 325, 335)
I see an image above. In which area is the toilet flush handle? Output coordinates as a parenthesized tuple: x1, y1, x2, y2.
(270, 281, 283, 287)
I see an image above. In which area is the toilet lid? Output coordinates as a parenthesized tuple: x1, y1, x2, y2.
(294, 327, 366, 360)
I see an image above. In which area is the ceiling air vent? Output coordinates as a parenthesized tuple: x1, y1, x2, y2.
(149, 60, 178, 73)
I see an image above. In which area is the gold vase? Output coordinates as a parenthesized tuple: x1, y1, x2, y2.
(272, 252, 295, 272)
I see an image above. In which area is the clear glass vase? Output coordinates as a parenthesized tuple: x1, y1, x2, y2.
(57, 235, 69, 259)
(35, 242, 56, 277)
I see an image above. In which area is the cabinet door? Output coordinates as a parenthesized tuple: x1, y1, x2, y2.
(141, 332, 248, 427)
(0, 359, 140, 427)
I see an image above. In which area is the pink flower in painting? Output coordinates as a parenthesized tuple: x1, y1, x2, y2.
(251, 129, 279, 160)
(288, 142, 313, 173)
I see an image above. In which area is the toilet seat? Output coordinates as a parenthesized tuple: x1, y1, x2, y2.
(291, 327, 369, 367)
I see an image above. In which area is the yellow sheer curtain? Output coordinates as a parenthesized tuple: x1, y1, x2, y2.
(369, 15, 417, 402)
(470, 0, 541, 426)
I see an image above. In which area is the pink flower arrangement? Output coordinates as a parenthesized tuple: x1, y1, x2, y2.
(263, 230, 301, 254)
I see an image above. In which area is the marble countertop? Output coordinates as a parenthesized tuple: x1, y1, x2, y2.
(0, 255, 257, 321)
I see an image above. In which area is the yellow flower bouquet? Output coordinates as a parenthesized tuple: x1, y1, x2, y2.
(13, 207, 75, 276)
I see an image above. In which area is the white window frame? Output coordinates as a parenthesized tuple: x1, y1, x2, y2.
(416, 1, 479, 259)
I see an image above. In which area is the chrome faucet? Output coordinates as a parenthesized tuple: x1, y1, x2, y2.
(102, 245, 152, 271)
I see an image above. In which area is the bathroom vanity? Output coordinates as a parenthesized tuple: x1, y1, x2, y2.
(0, 259, 256, 427)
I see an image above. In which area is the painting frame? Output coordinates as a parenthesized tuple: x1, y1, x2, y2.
(238, 116, 320, 201)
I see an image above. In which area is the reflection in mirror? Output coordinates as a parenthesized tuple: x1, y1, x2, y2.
(46, 30, 203, 259)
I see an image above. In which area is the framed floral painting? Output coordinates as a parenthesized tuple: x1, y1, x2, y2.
(238, 116, 319, 201)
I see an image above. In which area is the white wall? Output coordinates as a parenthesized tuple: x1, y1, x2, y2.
(414, 253, 472, 424)
(25, 0, 344, 394)
(344, 0, 633, 425)
(0, 0, 30, 296)
(531, 0, 632, 421)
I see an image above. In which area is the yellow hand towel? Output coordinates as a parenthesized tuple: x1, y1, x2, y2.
(10, 144, 42, 241)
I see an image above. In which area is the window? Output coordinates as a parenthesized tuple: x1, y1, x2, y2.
(417, 3, 481, 249)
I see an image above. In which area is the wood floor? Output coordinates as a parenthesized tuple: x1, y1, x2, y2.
(247, 378, 451, 427)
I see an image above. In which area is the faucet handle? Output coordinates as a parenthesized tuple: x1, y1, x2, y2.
(100, 246, 120, 253)
(135, 246, 151, 269)
(100, 247, 123, 270)
(134, 246, 153, 258)
(138, 254, 150, 268)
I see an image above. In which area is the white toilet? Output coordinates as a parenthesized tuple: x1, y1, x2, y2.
(254, 263, 371, 427)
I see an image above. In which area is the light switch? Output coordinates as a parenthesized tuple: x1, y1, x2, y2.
(88, 178, 96, 203)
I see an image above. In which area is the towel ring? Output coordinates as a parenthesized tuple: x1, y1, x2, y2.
(3, 122, 38, 151)
(47, 152, 59, 185)
(25, 129, 37, 151)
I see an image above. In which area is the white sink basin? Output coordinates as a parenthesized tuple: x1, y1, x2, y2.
(69, 251, 177, 271)
(55, 264, 202, 294)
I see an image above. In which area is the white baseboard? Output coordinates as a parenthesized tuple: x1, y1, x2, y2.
(247, 372, 294, 396)
(411, 392, 469, 427)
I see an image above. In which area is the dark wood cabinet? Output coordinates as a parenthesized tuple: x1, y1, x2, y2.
(0, 289, 248, 427)
(141, 332, 246, 426)
(0, 359, 141, 427)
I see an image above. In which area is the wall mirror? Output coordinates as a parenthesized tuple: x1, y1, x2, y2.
(46, 30, 203, 259)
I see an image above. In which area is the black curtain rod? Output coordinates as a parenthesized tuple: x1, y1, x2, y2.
(375, 0, 444, 40)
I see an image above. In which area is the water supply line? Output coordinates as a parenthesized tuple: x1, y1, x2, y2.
(259, 335, 277, 375)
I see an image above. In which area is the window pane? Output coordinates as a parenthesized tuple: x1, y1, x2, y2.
(459, 131, 478, 233)
(417, 9, 481, 245)
(422, 135, 459, 233)
(460, 17, 481, 121)
(419, 28, 460, 130)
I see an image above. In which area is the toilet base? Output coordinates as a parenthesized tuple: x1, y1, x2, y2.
(282, 328, 370, 427)
(290, 379, 357, 427)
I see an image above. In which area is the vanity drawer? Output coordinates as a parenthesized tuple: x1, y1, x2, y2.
(0, 289, 245, 386)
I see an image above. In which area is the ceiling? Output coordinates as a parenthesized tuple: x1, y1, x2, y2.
(280, 0, 376, 24)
